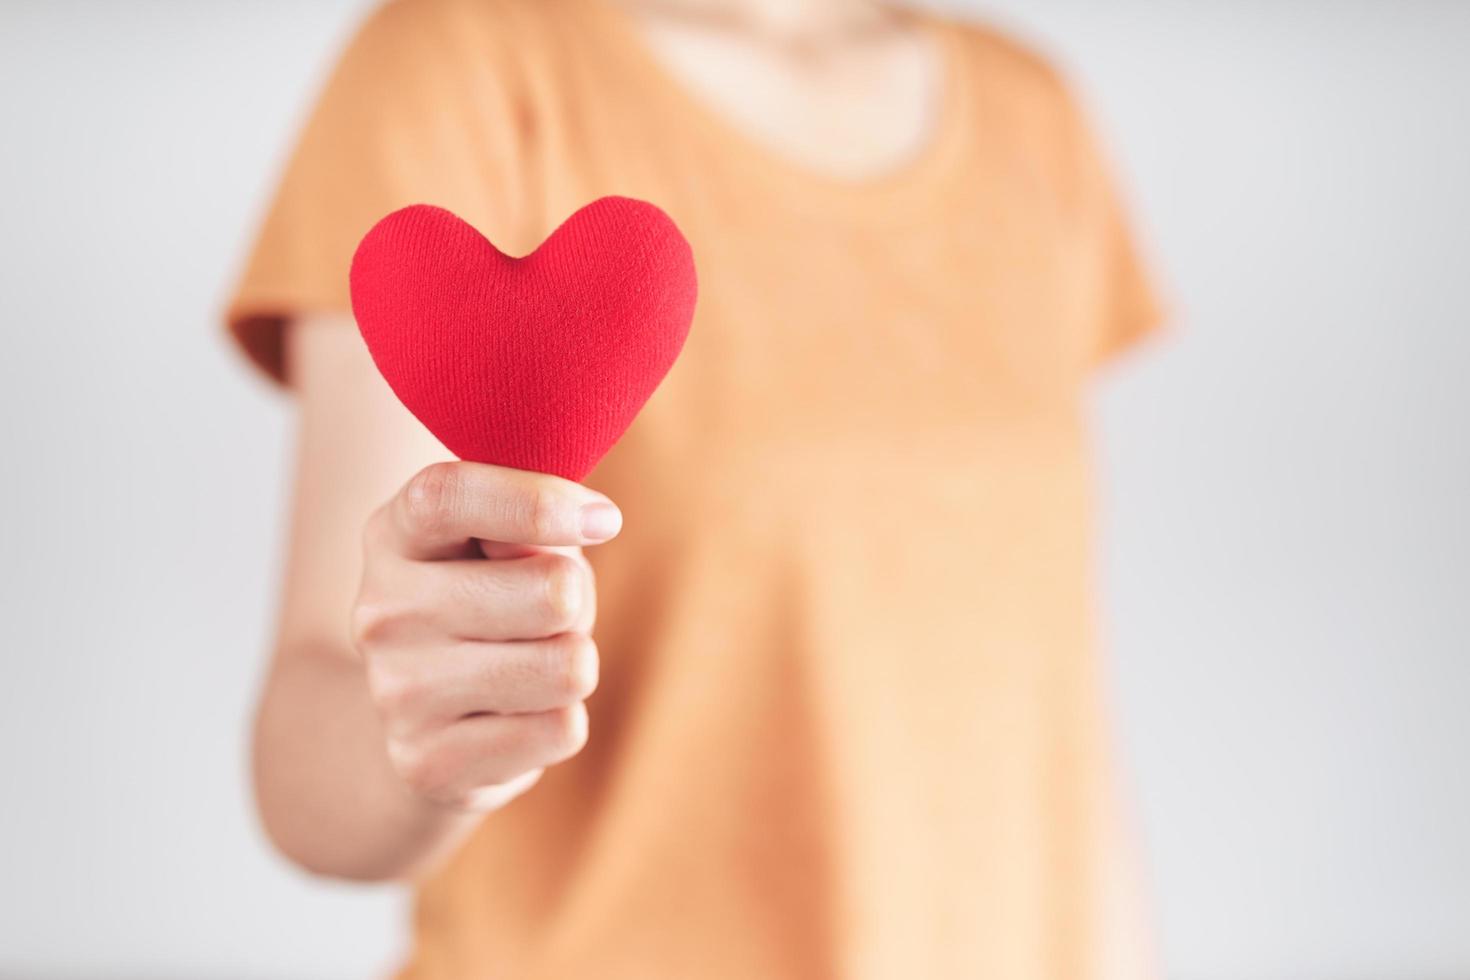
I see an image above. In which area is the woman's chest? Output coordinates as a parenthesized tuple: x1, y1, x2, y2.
(606, 192, 1099, 472)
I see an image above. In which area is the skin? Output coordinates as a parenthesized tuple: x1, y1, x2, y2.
(253, 0, 942, 882)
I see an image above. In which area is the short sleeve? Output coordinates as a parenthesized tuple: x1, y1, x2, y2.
(1059, 83, 1167, 366)
(1091, 178, 1165, 364)
(223, 0, 528, 383)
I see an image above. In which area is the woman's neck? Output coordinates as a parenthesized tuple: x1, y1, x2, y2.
(607, 0, 942, 183)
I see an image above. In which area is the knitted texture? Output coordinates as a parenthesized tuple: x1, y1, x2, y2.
(350, 197, 697, 481)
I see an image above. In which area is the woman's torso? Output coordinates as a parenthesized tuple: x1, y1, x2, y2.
(263, 1, 1159, 975)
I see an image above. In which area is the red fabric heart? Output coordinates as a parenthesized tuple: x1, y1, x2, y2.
(350, 197, 697, 481)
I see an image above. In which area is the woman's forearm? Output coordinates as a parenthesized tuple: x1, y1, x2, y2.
(251, 323, 597, 882)
(251, 646, 483, 882)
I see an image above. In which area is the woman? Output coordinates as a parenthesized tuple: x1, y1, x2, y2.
(228, 0, 1164, 975)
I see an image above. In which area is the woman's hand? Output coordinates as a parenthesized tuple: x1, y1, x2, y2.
(252, 318, 623, 880)
(351, 460, 622, 813)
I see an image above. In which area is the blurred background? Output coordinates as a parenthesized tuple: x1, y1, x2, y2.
(1, 1, 1467, 977)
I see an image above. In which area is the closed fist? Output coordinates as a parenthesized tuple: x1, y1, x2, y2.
(351, 461, 621, 811)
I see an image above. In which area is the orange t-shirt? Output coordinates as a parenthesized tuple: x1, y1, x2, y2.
(228, 0, 1165, 976)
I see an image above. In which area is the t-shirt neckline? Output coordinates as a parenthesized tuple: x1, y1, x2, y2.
(580, 0, 974, 219)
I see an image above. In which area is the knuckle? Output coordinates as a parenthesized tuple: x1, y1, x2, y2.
(547, 634, 599, 701)
(365, 666, 422, 720)
(521, 484, 563, 542)
(392, 740, 455, 803)
(542, 705, 589, 762)
(538, 555, 585, 629)
(402, 462, 460, 537)
(349, 599, 396, 651)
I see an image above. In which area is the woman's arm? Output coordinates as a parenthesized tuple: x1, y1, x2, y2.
(252, 315, 619, 881)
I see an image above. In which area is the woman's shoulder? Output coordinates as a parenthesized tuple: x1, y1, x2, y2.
(340, 0, 570, 72)
(357, 0, 573, 41)
(937, 12, 1079, 109)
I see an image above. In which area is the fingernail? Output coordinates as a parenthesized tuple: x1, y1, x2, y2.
(579, 502, 622, 541)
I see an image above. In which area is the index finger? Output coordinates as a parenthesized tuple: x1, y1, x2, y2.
(388, 461, 622, 559)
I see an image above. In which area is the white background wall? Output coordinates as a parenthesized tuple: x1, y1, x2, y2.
(1, 2, 1466, 977)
